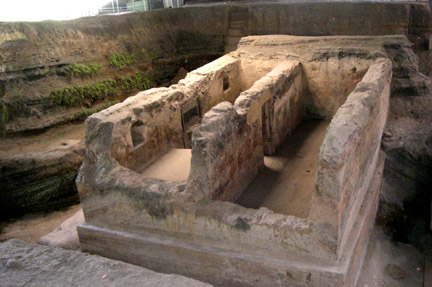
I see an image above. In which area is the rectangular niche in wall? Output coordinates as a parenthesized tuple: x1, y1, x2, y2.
(223, 74, 230, 91)
(181, 97, 201, 148)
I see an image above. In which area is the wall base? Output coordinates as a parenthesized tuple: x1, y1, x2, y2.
(78, 154, 385, 287)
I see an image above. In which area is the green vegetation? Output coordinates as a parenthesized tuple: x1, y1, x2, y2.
(60, 63, 102, 79)
(119, 71, 151, 92)
(49, 71, 151, 108)
(109, 53, 135, 70)
(0, 70, 150, 133)
(65, 100, 120, 122)
(50, 79, 117, 107)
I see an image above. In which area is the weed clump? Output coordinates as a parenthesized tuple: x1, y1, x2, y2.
(49, 72, 151, 108)
(109, 53, 135, 70)
(119, 71, 151, 92)
(60, 63, 102, 79)
(50, 79, 118, 108)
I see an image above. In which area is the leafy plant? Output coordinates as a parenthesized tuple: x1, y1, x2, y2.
(60, 63, 102, 79)
(109, 53, 135, 70)
(49, 72, 151, 108)
(119, 72, 150, 92)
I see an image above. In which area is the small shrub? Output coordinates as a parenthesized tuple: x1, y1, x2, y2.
(109, 53, 135, 70)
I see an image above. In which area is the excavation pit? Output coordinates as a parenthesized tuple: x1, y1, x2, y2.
(77, 35, 396, 287)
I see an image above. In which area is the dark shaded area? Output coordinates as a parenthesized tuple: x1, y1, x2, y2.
(377, 148, 432, 254)
(0, 151, 82, 221)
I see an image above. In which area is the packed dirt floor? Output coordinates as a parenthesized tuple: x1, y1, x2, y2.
(0, 204, 82, 243)
(0, 123, 85, 157)
(139, 148, 192, 181)
(236, 120, 329, 218)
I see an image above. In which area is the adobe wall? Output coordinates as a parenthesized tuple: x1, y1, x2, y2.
(309, 59, 392, 250)
(109, 88, 187, 171)
(187, 61, 304, 201)
(78, 36, 400, 258)
(77, 59, 338, 263)
(182, 56, 243, 114)
(76, 35, 404, 286)
(107, 54, 245, 170)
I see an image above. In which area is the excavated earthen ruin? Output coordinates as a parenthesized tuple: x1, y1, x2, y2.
(77, 35, 408, 286)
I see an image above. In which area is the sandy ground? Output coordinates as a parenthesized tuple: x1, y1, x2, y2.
(236, 120, 329, 218)
(357, 227, 426, 287)
(0, 204, 82, 243)
(0, 123, 86, 156)
(138, 148, 192, 181)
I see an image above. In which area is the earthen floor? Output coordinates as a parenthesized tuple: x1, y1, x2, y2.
(0, 204, 82, 243)
(138, 148, 192, 181)
(0, 122, 85, 157)
(236, 120, 329, 218)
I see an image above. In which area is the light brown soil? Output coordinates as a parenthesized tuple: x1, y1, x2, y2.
(0, 204, 82, 243)
(236, 120, 329, 218)
(139, 148, 192, 181)
(0, 122, 85, 156)
(357, 227, 426, 287)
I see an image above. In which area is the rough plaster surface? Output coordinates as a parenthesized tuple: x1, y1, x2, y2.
(0, 239, 212, 287)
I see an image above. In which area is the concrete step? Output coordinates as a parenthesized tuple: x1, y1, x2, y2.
(226, 36, 241, 47)
(227, 28, 243, 37)
(229, 20, 244, 29)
